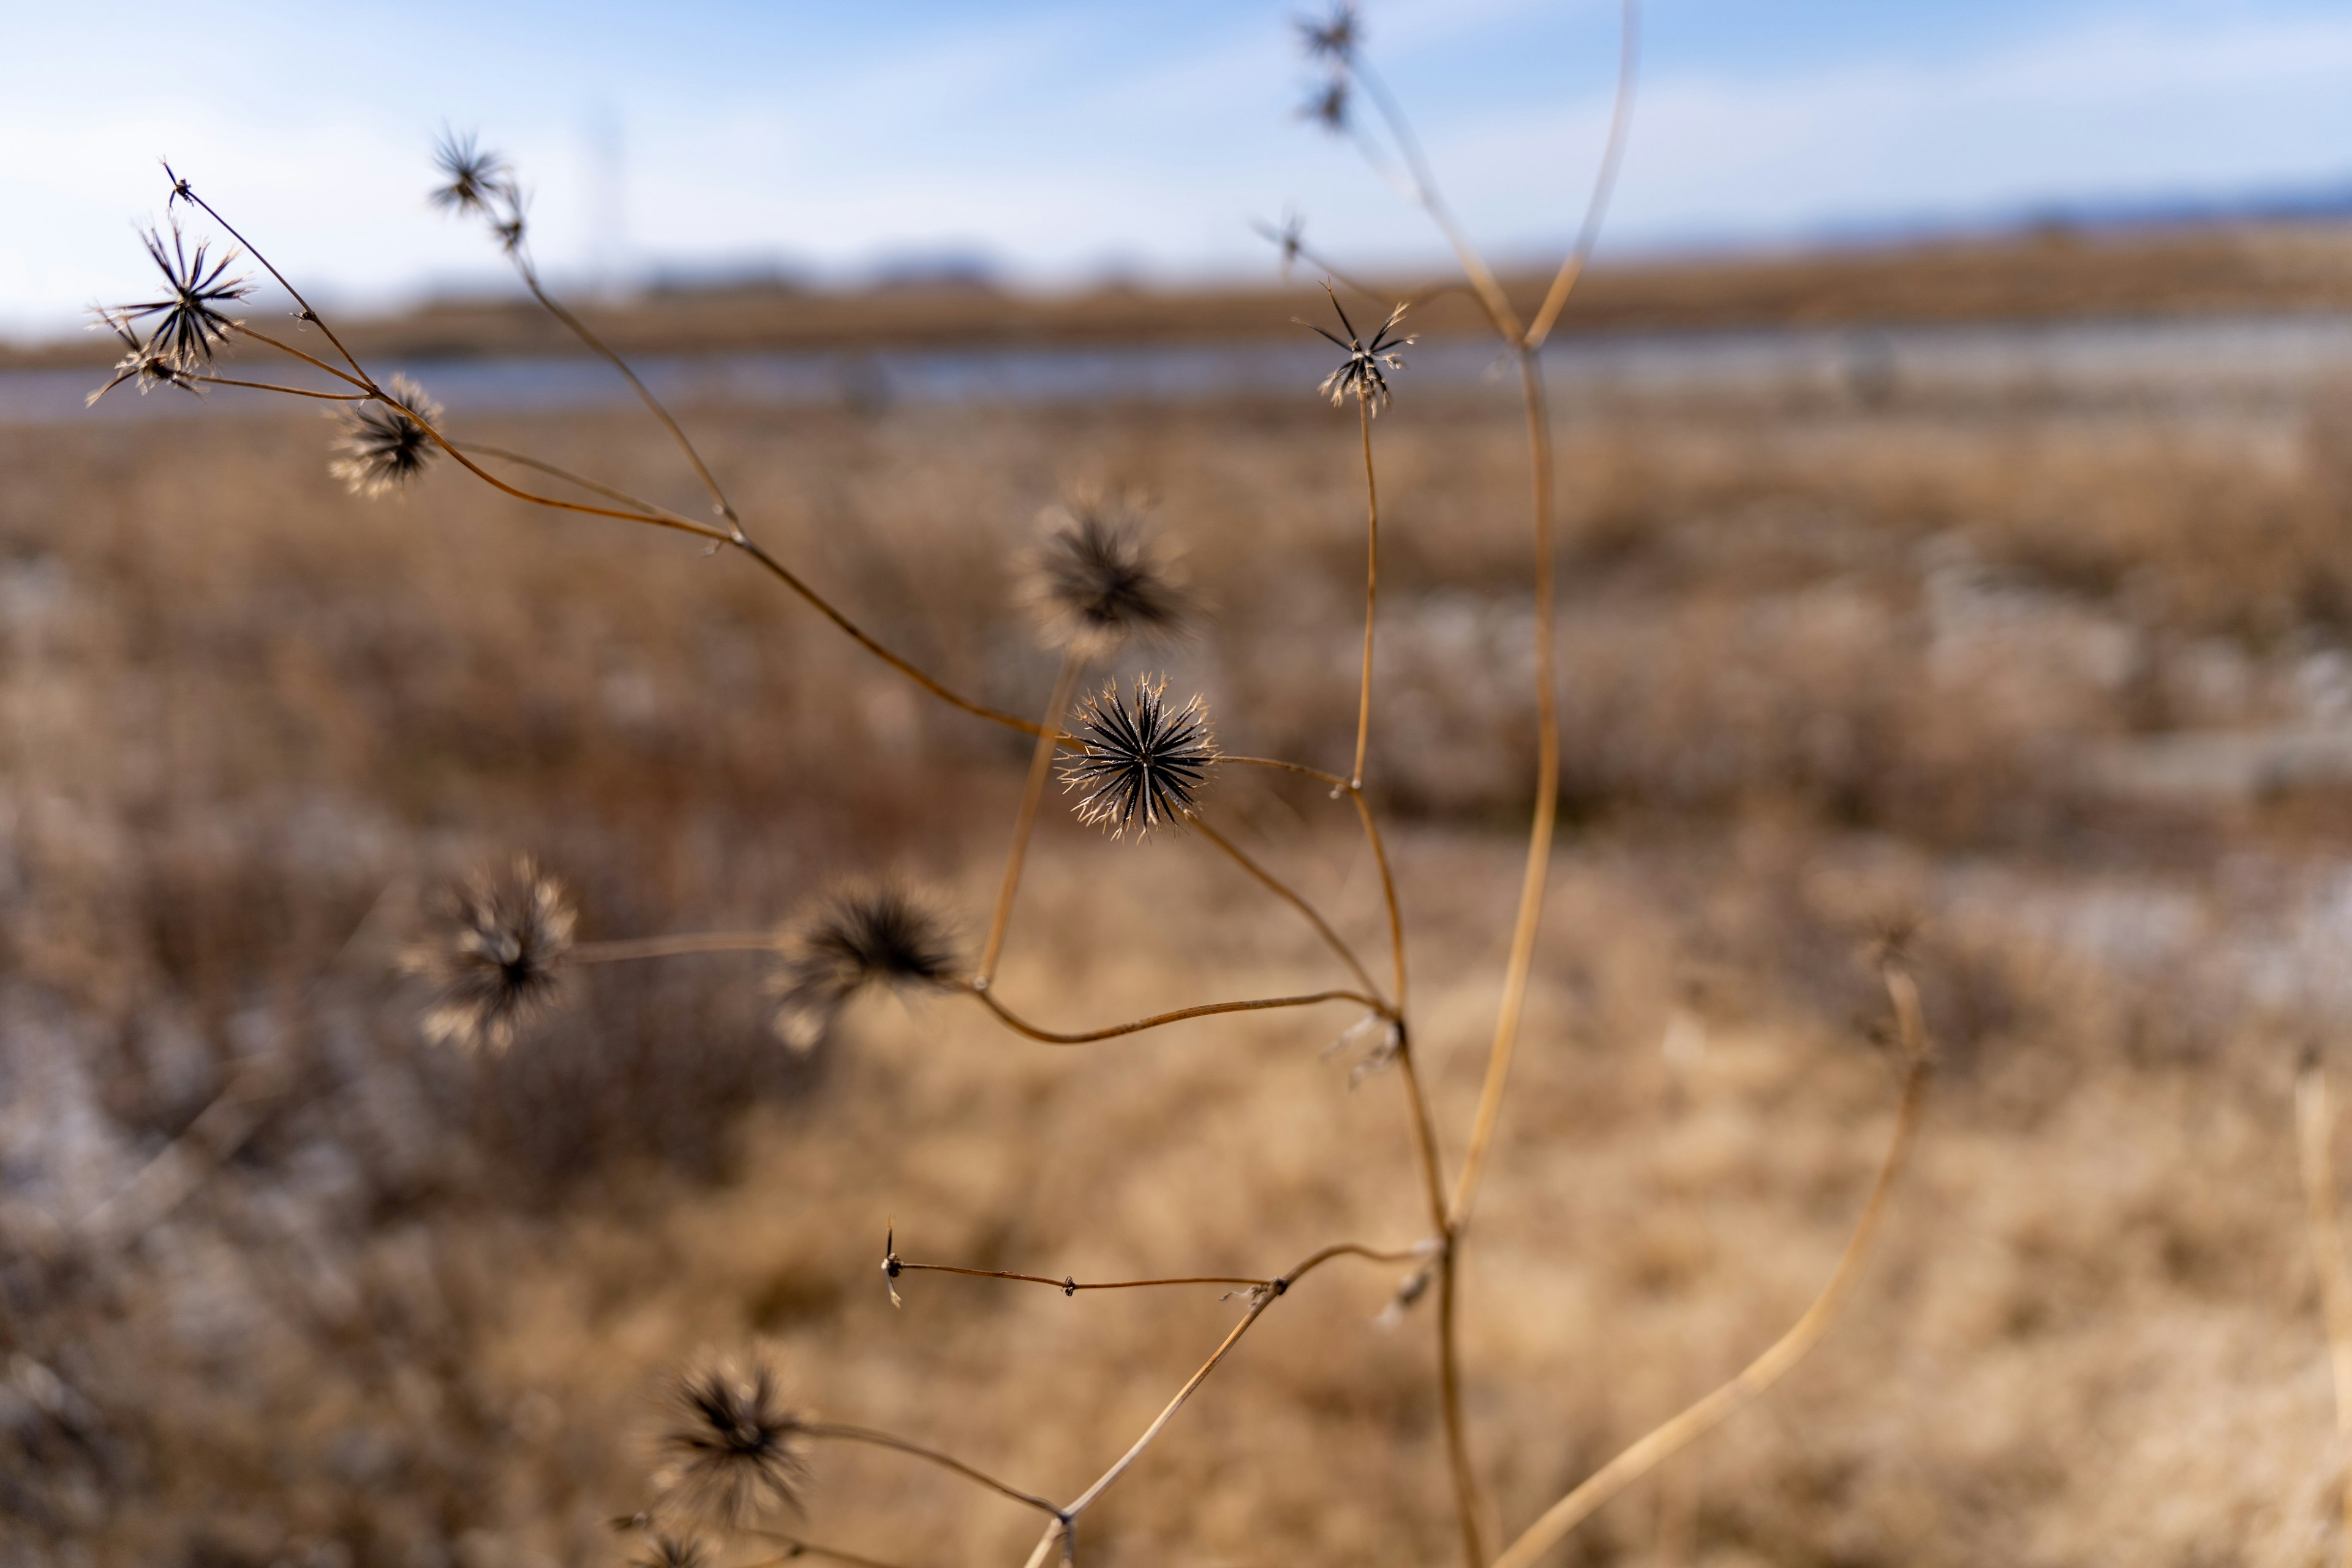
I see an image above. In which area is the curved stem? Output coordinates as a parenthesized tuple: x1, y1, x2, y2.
(894, 1261, 1267, 1292)
(173, 178, 372, 383)
(1487, 1051, 1928, 1568)
(1348, 58, 1522, 342)
(1226, 754, 1351, 790)
(1351, 394, 1380, 790)
(802, 1422, 1060, 1517)
(1526, 0, 1643, 351)
(968, 983, 1390, 1046)
(515, 257, 744, 529)
(1186, 812, 1381, 1001)
(456, 442, 710, 527)
(979, 651, 1085, 987)
(1449, 349, 1560, 1237)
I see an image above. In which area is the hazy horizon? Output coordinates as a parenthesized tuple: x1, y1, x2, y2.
(9, 0, 2352, 343)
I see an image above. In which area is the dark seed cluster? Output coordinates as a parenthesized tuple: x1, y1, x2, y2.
(406, 856, 576, 1052)
(772, 884, 961, 1048)
(1060, 677, 1218, 840)
(1029, 495, 1190, 653)
(330, 375, 443, 496)
(656, 1352, 810, 1525)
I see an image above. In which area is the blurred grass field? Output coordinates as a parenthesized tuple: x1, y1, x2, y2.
(9, 275, 2352, 1564)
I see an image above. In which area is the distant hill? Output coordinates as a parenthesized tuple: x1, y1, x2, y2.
(13, 216, 2352, 370)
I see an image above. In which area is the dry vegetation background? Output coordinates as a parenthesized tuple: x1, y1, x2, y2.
(9, 291, 2352, 1564)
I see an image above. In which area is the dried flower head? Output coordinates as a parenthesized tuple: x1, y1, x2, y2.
(405, 856, 576, 1051)
(771, 883, 960, 1049)
(87, 314, 195, 404)
(1060, 677, 1218, 839)
(330, 375, 443, 496)
(1307, 286, 1412, 413)
(89, 222, 249, 394)
(631, 1537, 709, 1568)
(1300, 75, 1351, 132)
(656, 1351, 810, 1525)
(430, 130, 516, 218)
(1297, 2, 1362, 61)
(1028, 494, 1190, 653)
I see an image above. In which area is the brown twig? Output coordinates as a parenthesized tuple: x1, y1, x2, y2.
(1186, 811, 1381, 1001)
(979, 650, 1087, 986)
(800, 1422, 1060, 1517)
(1525, 0, 1643, 351)
(1351, 393, 1382, 790)
(1485, 973, 1929, 1568)
(969, 983, 1392, 1046)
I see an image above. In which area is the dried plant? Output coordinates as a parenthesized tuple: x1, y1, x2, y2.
(81, 5, 1951, 1562)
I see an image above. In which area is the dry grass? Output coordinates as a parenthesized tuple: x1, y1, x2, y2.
(4, 363, 2352, 1564)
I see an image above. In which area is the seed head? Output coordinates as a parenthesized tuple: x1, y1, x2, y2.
(1027, 494, 1190, 654)
(430, 130, 517, 219)
(405, 856, 576, 1052)
(1300, 76, 1352, 132)
(656, 1351, 810, 1525)
(1297, 2, 1361, 61)
(1060, 677, 1218, 839)
(86, 222, 249, 403)
(772, 883, 960, 1049)
(86, 314, 195, 405)
(632, 1537, 709, 1568)
(330, 375, 443, 497)
(1306, 285, 1412, 413)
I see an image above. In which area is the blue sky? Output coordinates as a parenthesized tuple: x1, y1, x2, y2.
(7, 1, 2352, 339)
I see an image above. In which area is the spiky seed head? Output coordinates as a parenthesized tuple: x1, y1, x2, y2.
(86, 222, 249, 404)
(330, 375, 443, 497)
(1027, 493, 1191, 654)
(771, 883, 960, 1049)
(1297, 2, 1361, 61)
(655, 1351, 810, 1526)
(405, 856, 576, 1052)
(632, 1537, 710, 1568)
(1307, 287, 1413, 413)
(1300, 76, 1351, 132)
(430, 130, 516, 217)
(1060, 677, 1218, 840)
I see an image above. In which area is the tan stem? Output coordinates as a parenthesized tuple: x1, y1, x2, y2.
(571, 932, 779, 963)
(1186, 812, 1381, 1001)
(1487, 1050, 1928, 1568)
(1352, 393, 1380, 790)
(979, 652, 1085, 986)
(1525, 0, 1643, 351)
(1449, 349, 1561, 1236)
(802, 1422, 1059, 1516)
(970, 984, 1390, 1046)
(516, 258, 744, 527)
(2297, 1061, 2352, 1558)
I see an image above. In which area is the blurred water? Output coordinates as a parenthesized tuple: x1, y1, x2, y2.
(9, 312, 2352, 425)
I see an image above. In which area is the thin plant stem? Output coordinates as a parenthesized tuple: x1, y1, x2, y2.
(456, 442, 712, 527)
(1014, 1238, 1434, 1568)
(185, 375, 371, 401)
(2296, 1058, 2352, 1558)
(979, 650, 1086, 987)
(1351, 393, 1380, 790)
(970, 984, 1392, 1046)
(1226, 754, 1349, 789)
(894, 1261, 1267, 1292)
(233, 323, 375, 390)
(1344, 788, 1408, 1012)
(571, 932, 780, 963)
(1487, 1046, 1928, 1568)
(1186, 812, 1381, 1001)
(1348, 59, 1522, 342)
(1525, 0, 1642, 351)
(170, 174, 372, 382)
(513, 256, 744, 529)
(801, 1422, 1060, 1517)
(1449, 349, 1560, 1237)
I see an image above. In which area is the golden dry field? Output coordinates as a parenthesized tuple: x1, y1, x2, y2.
(10, 298, 2352, 1567)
